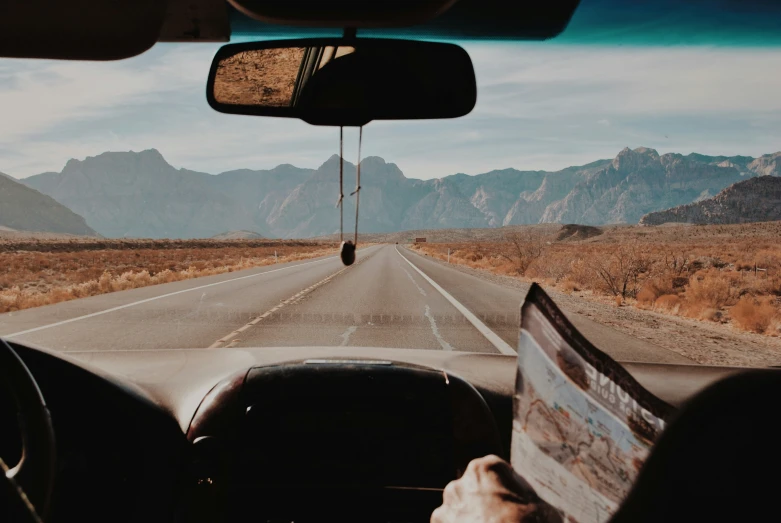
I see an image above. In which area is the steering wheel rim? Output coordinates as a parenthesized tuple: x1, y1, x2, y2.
(1, 339, 56, 520)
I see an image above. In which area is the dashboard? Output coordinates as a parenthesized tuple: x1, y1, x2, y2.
(184, 361, 501, 522)
(1, 342, 745, 522)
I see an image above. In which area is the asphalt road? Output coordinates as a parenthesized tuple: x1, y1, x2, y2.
(0, 244, 690, 363)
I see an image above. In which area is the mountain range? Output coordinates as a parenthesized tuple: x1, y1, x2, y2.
(0, 170, 96, 236)
(640, 175, 781, 225)
(5, 147, 780, 238)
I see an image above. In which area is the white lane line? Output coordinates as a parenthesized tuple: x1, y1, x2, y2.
(396, 246, 517, 356)
(424, 305, 454, 351)
(339, 326, 358, 346)
(399, 262, 427, 296)
(1, 253, 344, 340)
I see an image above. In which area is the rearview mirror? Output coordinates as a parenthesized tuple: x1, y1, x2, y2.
(206, 38, 477, 126)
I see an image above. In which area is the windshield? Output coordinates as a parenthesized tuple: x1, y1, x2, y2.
(1, 19, 780, 367)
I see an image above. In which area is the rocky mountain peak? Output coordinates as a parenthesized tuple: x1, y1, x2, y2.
(633, 146, 659, 156)
(62, 157, 82, 172)
(612, 146, 660, 171)
(361, 156, 386, 166)
(360, 156, 406, 182)
(747, 151, 781, 176)
(62, 148, 171, 176)
(319, 154, 393, 172)
(321, 154, 344, 169)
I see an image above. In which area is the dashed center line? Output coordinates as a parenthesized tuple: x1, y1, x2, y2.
(209, 265, 351, 348)
(2, 253, 341, 340)
(209, 248, 376, 348)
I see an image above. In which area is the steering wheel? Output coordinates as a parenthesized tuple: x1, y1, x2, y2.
(1, 339, 56, 521)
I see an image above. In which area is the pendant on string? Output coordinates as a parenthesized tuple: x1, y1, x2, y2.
(338, 126, 362, 266)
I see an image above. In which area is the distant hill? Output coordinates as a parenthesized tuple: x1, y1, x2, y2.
(0, 171, 96, 236)
(312, 224, 564, 244)
(640, 175, 781, 225)
(556, 224, 603, 241)
(211, 230, 265, 240)
(17, 147, 781, 238)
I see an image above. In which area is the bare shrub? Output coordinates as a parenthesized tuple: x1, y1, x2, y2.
(689, 259, 706, 271)
(498, 230, 547, 276)
(663, 250, 691, 276)
(588, 244, 650, 298)
(708, 257, 729, 269)
(526, 247, 571, 283)
(567, 258, 594, 288)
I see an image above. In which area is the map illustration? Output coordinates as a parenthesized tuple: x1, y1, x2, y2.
(511, 287, 670, 523)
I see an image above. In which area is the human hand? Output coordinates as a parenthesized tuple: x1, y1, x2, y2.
(431, 455, 562, 523)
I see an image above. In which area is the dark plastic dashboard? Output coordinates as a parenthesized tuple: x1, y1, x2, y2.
(2, 342, 748, 522)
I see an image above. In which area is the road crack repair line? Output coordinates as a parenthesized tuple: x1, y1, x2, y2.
(209, 249, 375, 349)
(339, 326, 358, 346)
(399, 262, 427, 296)
(395, 246, 517, 356)
(424, 305, 454, 351)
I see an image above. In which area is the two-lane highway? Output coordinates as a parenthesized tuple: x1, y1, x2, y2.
(0, 247, 378, 350)
(229, 244, 507, 353)
(0, 244, 691, 363)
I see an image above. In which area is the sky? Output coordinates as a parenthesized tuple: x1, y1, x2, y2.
(2, 41, 781, 180)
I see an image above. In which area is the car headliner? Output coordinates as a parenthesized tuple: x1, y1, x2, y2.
(5, 0, 781, 63)
(228, 0, 781, 46)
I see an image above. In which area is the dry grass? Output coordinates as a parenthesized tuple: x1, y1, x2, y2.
(654, 294, 682, 314)
(731, 296, 780, 334)
(410, 222, 781, 337)
(0, 239, 335, 313)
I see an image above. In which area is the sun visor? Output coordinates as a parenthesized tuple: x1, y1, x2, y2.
(228, 0, 582, 41)
(227, 0, 458, 28)
(0, 0, 167, 60)
(158, 0, 231, 43)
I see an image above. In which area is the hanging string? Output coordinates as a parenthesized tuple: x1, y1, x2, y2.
(336, 126, 344, 243)
(335, 126, 359, 266)
(350, 126, 362, 245)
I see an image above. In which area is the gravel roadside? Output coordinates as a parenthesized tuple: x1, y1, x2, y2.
(417, 252, 781, 368)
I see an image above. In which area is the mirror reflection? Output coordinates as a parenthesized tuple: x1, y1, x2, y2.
(207, 39, 477, 126)
(213, 46, 357, 108)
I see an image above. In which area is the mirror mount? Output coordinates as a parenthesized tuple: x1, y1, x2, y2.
(206, 37, 476, 127)
(342, 27, 357, 41)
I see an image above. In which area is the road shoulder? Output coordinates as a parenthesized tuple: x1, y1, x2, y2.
(402, 247, 781, 367)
